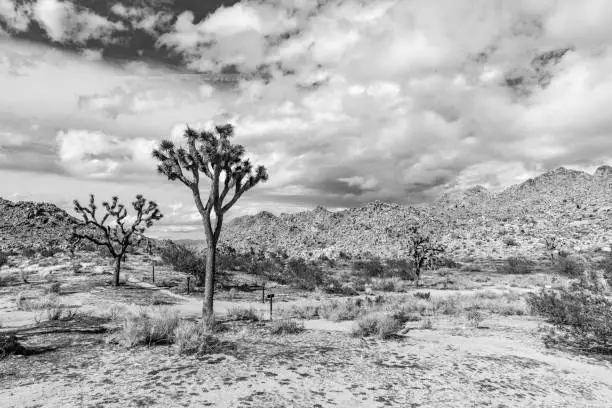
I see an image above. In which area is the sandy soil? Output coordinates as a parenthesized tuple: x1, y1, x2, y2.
(1, 253, 612, 408)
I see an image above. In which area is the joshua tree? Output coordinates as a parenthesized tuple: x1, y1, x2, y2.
(544, 235, 558, 263)
(152, 123, 268, 317)
(70, 194, 163, 286)
(392, 225, 445, 286)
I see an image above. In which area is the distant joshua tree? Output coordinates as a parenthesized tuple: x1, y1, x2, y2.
(393, 225, 445, 286)
(70, 194, 163, 286)
(544, 236, 558, 263)
(152, 123, 268, 317)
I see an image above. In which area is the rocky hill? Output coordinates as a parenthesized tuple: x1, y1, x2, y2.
(0, 198, 153, 252)
(0, 198, 79, 251)
(221, 166, 612, 260)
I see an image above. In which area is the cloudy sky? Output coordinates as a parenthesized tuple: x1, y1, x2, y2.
(1, 0, 612, 239)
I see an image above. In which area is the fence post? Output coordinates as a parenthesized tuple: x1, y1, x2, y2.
(152, 260, 155, 284)
(187, 276, 191, 295)
(261, 283, 265, 303)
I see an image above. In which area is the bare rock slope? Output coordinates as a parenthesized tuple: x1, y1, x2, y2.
(0, 198, 78, 251)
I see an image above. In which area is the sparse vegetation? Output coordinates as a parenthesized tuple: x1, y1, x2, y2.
(269, 319, 305, 335)
(552, 255, 586, 277)
(497, 256, 535, 274)
(21, 248, 36, 258)
(159, 241, 206, 285)
(527, 270, 612, 353)
(227, 307, 260, 322)
(118, 308, 180, 347)
(351, 312, 402, 339)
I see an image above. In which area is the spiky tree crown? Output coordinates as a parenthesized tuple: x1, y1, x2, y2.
(152, 123, 268, 215)
(71, 194, 163, 257)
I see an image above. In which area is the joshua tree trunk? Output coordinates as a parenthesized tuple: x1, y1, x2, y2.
(114, 256, 122, 287)
(203, 243, 216, 317)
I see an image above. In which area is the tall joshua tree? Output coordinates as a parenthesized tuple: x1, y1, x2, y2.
(152, 123, 268, 317)
(71, 194, 163, 286)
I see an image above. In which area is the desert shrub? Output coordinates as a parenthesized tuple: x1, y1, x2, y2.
(420, 319, 433, 329)
(383, 259, 415, 280)
(414, 292, 431, 300)
(497, 256, 535, 274)
(150, 292, 172, 305)
(46, 282, 61, 294)
(41, 304, 70, 321)
(79, 241, 98, 252)
(466, 309, 485, 328)
(503, 237, 519, 247)
(227, 307, 260, 322)
(18, 294, 59, 311)
(352, 258, 385, 278)
(282, 257, 326, 290)
(71, 262, 83, 274)
(370, 277, 406, 292)
(0, 272, 18, 287)
(118, 308, 180, 347)
(21, 248, 36, 258)
(160, 241, 206, 283)
(269, 319, 304, 335)
(319, 299, 365, 321)
(553, 256, 586, 277)
(459, 263, 482, 272)
(1, 334, 28, 357)
(431, 295, 461, 315)
(527, 271, 612, 353)
(0, 252, 8, 268)
(39, 247, 61, 258)
(431, 257, 459, 269)
(351, 313, 402, 339)
(598, 253, 612, 287)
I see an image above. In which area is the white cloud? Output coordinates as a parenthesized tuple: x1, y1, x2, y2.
(56, 129, 156, 178)
(33, 0, 125, 44)
(0, 0, 31, 32)
(110, 3, 172, 34)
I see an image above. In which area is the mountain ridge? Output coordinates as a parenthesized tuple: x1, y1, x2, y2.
(221, 165, 612, 259)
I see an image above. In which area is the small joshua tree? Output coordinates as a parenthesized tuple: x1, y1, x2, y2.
(544, 235, 558, 263)
(70, 194, 162, 286)
(392, 225, 445, 286)
(152, 123, 268, 317)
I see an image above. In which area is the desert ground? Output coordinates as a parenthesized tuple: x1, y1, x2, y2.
(1, 251, 612, 408)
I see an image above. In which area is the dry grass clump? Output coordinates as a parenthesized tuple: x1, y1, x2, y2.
(174, 320, 232, 356)
(227, 307, 260, 322)
(116, 308, 231, 354)
(319, 298, 374, 321)
(36, 304, 75, 322)
(269, 319, 305, 335)
(17, 293, 60, 311)
(118, 308, 180, 347)
(370, 277, 407, 292)
(150, 292, 173, 305)
(351, 312, 402, 339)
(279, 303, 320, 319)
